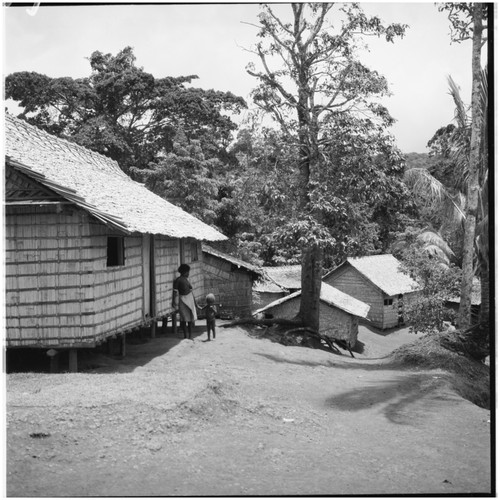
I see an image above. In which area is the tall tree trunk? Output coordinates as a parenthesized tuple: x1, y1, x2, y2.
(295, 19, 323, 331)
(479, 264, 489, 325)
(458, 3, 483, 329)
(298, 243, 323, 331)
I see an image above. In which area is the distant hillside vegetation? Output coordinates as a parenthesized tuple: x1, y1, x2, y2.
(405, 152, 434, 170)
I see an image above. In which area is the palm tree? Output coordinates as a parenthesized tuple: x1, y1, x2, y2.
(404, 67, 489, 329)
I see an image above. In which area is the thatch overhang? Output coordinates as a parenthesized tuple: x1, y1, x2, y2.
(202, 244, 262, 280)
(324, 254, 421, 296)
(5, 115, 226, 241)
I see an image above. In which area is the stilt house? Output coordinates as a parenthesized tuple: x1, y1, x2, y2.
(4, 115, 226, 367)
(254, 282, 370, 348)
(323, 254, 421, 330)
(201, 244, 261, 318)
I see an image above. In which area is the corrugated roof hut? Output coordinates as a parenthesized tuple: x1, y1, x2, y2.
(201, 244, 261, 319)
(254, 282, 370, 348)
(253, 264, 301, 310)
(323, 254, 421, 330)
(5, 115, 226, 369)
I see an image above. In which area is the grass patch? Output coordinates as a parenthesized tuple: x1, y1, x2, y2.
(390, 331, 490, 409)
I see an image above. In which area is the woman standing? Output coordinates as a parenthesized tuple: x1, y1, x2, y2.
(172, 264, 198, 339)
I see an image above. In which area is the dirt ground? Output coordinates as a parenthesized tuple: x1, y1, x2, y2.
(5, 323, 492, 497)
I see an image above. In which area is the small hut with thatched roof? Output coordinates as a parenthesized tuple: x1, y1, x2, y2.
(254, 282, 370, 348)
(323, 254, 421, 330)
(5, 115, 226, 370)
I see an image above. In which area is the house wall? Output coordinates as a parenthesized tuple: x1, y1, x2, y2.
(264, 295, 358, 347)
(155, 237, 179, 317)
(203, 253, 253, 318)
(5, 205, 202, 347)
(253, 290, 287, 311)
(324, 266, 385, 329)
(157, 237, 204, 314)
(88, 221, 145, 338)
(6, 206, 101, 347)
(318, 303, 358, 347)
(182, 239, 204, 304)
(381, 294, 398, 330)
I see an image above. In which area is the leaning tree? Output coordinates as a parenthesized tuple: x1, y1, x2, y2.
(245, 3, 406, 331)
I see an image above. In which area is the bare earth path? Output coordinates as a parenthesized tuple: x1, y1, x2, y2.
(6, 324, 491, 496)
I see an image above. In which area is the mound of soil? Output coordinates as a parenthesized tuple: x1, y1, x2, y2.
(6, 323, 492, 496)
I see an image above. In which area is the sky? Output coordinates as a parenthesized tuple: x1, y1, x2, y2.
(2, 2, 477, 153)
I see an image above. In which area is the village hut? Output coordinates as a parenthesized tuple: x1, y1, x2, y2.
(323, 254, 421, 330)
(201, 244, 262, 318)
(4, 115, 226, 370)
(253, 264, 301, 310)
(254, 282, 370, 348)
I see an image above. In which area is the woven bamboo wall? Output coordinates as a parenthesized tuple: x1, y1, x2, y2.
(318, 303, 358, 347)
(179, 239, 204, 303)
(253, 291, 287, 311)
(5, 206, 99, 347)
(88, 221, 144, 337)
(6, 205, 206, 347)
(155, 237, 180, 317)
(203, 253, 254, 318)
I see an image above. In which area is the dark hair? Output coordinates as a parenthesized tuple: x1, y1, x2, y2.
(178, 263, 190, 274)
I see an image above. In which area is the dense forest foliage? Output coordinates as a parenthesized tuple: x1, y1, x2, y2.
(6, 45, 425, 271)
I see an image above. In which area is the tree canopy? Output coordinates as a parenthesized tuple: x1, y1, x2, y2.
(6, 46, 247, 175)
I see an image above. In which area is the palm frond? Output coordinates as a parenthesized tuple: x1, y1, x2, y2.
(422, 244, 451, 265)
(417, 229, 454, 258)
(448, 75, 470, 130)
(404, 167, 465, 220)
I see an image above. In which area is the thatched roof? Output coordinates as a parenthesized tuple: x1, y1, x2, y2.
(202, 244, 262, 278)
(5, 114, 226, 241)
(253, 279, 286, 294)
(262, 265, 302, 290)
(254, 282, 370, 319)
(324, 254, 420, 296)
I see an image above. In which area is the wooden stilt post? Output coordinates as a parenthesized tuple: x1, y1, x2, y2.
(46, 349, 58, 373)
(107, 338, 114, 356)
(151, 321, 156, 339)
(120, 333, 126, 358)
(68, 349, 78, 373)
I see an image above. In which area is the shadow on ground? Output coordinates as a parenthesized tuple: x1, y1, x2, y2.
(5, 325, 210, 375)
(325, 372, 458, 424)
(254, 352, 395, 371)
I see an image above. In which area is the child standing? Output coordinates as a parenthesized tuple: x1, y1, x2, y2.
(200, 293, 217, 341)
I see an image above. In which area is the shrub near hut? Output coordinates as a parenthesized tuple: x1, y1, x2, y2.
(398, 245, 462, 334)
